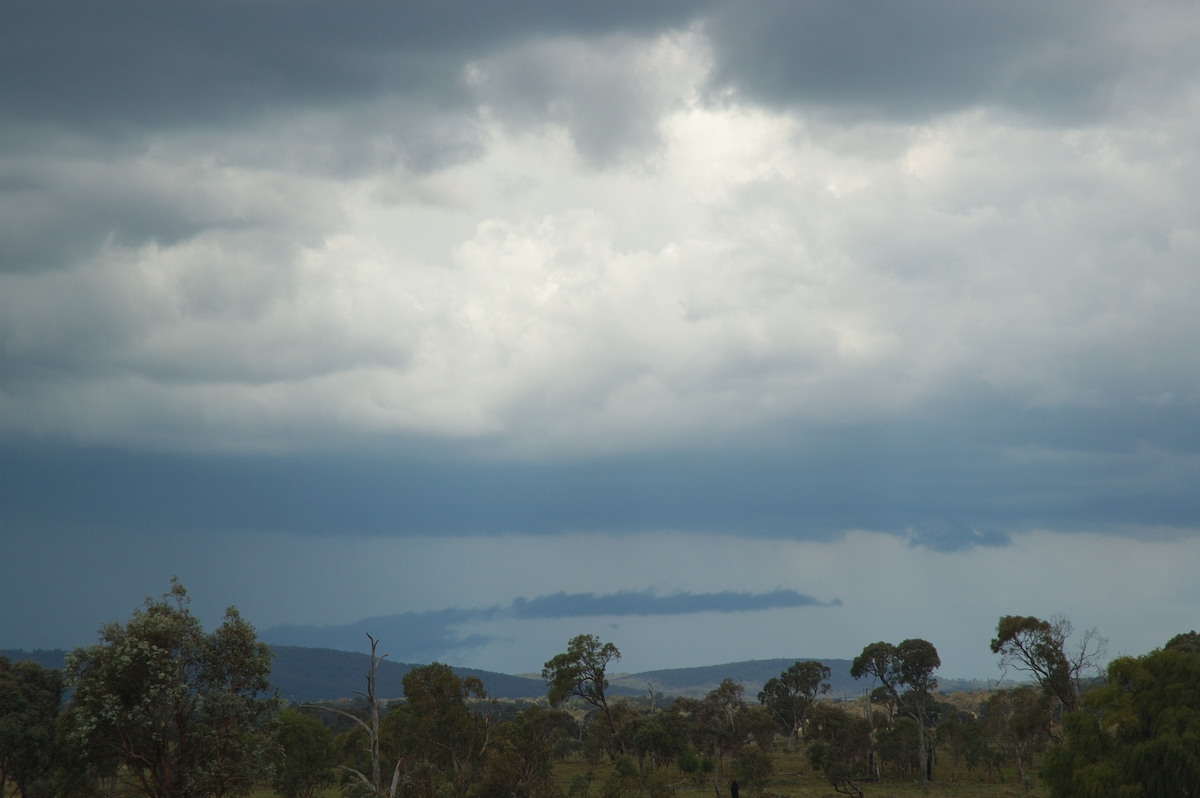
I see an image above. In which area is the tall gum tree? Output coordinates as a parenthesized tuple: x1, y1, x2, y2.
(851, 639, 940, 783)
(542, 634, 622, 753)
(63, 579, 278, 798)
(757, 660, 831, 743)
(989, 614, 1106, 714)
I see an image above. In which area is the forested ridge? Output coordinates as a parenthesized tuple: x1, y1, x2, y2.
(2, 583, 1198, 798)
(0, 650, 986, 704)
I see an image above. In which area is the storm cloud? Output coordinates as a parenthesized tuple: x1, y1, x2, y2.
(262, 589, 838, 660)
(2, 0, 1198, 677)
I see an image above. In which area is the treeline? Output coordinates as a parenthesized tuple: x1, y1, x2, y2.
(2, 582, 1199, 798)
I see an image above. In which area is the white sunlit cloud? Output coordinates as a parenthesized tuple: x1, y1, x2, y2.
(3, 20, 1199, 457)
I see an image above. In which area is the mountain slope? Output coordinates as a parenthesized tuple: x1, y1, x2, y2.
(611, 658, 862, 699)
(2, 647, 987, 701)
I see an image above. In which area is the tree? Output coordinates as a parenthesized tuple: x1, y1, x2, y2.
(935, 706, 984, 781)
(383, 662, 493, 798)
(989, 614, 1105, 713)
(1165, 630, 1200, 655)
(543, 635, 622, 752)
(678, 678, 749, 798)
(757, 660, 830, 743)
(270, 708, 337, 798)
(980, 686, 1053, 787)
(1043, 639, 1200, 797)
(63, 579, 278, 798)
(806, 703, 873, 798)
(0, 656, 63, 798)
(851, 639, 940, 783)
(477, 705, 560, 798)
(309, 634, 400, 798)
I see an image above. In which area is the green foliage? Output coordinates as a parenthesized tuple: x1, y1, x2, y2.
(1044, 643, 1200, 798)
(269, 708, 336, 798)
(379, 662, 493, 798)
(630, 708, 688, 771)
(936, 706, 986, 780)
(63, 580, 279, 798)
(806, 702, 873, 798)
(876, 716, 919, 777)
(757, 661, 831, 740)
(675, 678, 753, 796)
(543, 635, 622, 755)
(477, 705, 562, 798)
(543, 635, 620, 712)
(990, 614, 1105, 714)
(1165, 630, 1200, 655)
(0, 656, 64, 798)
(851, 638, 939, 782)
(732, 742, 774, 797)
(980, 686, 1053, 786)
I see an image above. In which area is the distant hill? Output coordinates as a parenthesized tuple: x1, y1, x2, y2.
(0, 647, 546, 702)
(612, 657, 992, 699)
(1, 648, 989, 702)
(267, 646, 549, 702)
(611, 658, 861, 700)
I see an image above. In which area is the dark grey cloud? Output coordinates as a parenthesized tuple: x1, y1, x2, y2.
(261, 588, 835, 658)
(0, 1, 704, 135)
(511, 589, 838, 618)
(701, 0, 1151, 123)
(906, 521, 1010, 553)
(4, 386, 1195, 551)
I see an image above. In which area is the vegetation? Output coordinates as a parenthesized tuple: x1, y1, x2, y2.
(0, 655, 63, 797)
(542, 634, 624, 751)
(6, 591, 1200, 798)
(989, 615, 1105, 714)
(757, 661, 831, 744)
(62, 579, 279, 798)
(850, 639, 940, 783)
(1043, 636, 1200, 797)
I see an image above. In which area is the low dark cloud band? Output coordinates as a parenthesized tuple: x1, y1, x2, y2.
(262, 588, 838, 659)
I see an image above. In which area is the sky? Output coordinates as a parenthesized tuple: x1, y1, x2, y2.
(2, 0, 1199, 683)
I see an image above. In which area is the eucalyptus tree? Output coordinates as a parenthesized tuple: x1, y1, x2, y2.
(678, 678, 755, 798)
(270, 709, 337, 798)
(63, 580, 278, 798)
(383, 662, 493, 798)
(477, 705, 561, 798)
(542, 634, 622, 751)
(805, 703, 873, 798)
(851, 639, 940, 783)
(757, 660, 831, 742)
(990, 614, 1105, 713)
(0, 656, 63, 798)
(980, 686, 1054, 786)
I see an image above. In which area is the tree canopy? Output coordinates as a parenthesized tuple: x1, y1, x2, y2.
(542, 634, 622, 748)
(63, 580, 278, 798)
(851, 638, 940, 782)
(1044, 639, 1200, 797)
(0, 656, 64, 798)
(757, 660, 831, 741)
(990, 614, 1105, 713)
